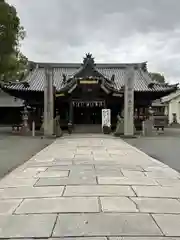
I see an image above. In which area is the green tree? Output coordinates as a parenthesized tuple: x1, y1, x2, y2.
(4, 51, 28, 81)
(0, 0, 27, 81)
(150, 72, 165, 83)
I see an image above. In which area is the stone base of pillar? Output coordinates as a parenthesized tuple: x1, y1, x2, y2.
(120, 135, 137, 139)
(114, 119, 136, 137)
(42, 135, 56, 139)
(54, 118, 63, 138)
(20, 124, 30, 135)
(114, 120, 124, 136)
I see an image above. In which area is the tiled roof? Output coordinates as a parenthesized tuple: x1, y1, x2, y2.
(161, 89, 180, 103)
(2, 62, 177, 93)
(152, 99, 167, 107)
(0, 90, 23, 107)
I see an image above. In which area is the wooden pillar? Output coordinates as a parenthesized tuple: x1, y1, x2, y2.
(69, 100, 73, 124)
(44, 66, 54, 137)
(124, 66, 135, 136)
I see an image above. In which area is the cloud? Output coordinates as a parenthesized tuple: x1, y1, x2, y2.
(6, 0, 180, 83)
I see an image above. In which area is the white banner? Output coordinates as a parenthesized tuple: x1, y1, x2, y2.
(102, 109, 111, 127)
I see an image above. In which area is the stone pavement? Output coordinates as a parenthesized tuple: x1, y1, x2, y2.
(0, 134, 180, 239)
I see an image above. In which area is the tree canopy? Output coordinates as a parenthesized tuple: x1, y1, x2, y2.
(150, 72, 165, 83)
(0, 0, 27, 81)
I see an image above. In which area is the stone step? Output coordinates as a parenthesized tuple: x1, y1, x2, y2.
(73, 124, 102, 133)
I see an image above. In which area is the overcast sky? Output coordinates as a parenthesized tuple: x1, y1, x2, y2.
(7, 0, 180, 83)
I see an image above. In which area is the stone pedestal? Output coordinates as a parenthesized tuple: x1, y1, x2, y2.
(54, 114, 63, 138)
(142, 119, 154, 136)
(114, 119, 124, 136)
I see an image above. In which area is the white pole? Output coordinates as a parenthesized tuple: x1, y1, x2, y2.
(32, 121, 35, 137)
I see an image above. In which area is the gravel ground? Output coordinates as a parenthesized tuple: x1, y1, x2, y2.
(0, 128, 53, 179)
(125, 128, 180, 172)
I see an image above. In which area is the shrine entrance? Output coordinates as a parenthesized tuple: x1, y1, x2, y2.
(73, 100, 105, 125)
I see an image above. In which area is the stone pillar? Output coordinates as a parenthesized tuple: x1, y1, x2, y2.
(44, 72, 48, 135)
(124, 66, 135, 136)
(44, 66, 54, 137)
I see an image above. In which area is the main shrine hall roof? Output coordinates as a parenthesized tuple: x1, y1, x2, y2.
(1, 54, 178, 93)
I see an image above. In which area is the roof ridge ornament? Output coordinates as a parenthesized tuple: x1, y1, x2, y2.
(83, 53, 95, 67)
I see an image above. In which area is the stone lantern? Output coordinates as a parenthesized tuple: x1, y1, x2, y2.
(21, 105, 30, 134)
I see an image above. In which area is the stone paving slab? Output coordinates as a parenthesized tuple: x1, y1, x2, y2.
(131, 197, 180, 213)
(52, 238, 107, 240)
(71, 168, 123, 177)
(53, 159, 73, 164)
(64, 185, 135, 197)
(0, 177, 37, 188)
(40, 167, 123, 178)
(52, 213, 162, 237)
(35, 175, 97, 186)
(36, 170, 69, 178)
(121, 169, 146, 177)
(98, 176, 158, 186)
(33, 157, 55, 162)
(0, 199, 22, 215)
(95, 164, 144, 171)
(5, 166, 48, 178)
(0, 214, 56, 238)
(1, 136, 180, 239)
(110, 238, 180, 240)
(145, 171, 180, 179)
(15, 197, 100, 214)
(156, 178, 180, 187)
(0, 186, 64, 199)
(74, 155, 94, 160)
(153, 214, 180, 236)
(95, 169, 123, 177)
(100, 197, 138, 212)
(7, 238, 180, 240)
(144, 166, 180, 175)
(47, 164, 95, 170)
(132, 186, 180, 198)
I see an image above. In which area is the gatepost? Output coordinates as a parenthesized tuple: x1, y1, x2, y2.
(124, 66, 135, 136)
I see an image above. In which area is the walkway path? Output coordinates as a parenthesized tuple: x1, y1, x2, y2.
(0, 134, 180, 239)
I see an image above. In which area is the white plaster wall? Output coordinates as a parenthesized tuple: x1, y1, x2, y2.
(168, 95, 180, 124)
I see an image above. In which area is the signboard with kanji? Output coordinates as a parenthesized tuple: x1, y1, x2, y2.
(102, 109, 111, 127)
